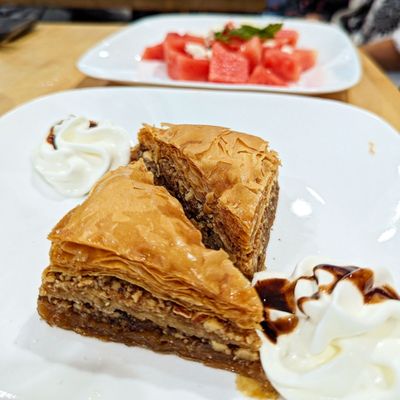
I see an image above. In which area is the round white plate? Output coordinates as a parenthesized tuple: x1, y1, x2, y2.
(77, 14, 361, 94)
(0, 87, 399, 400)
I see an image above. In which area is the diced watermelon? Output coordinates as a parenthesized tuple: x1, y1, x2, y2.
(241, 37, 262, 72)
(212, 37, 245, 51)
(248, 65, 287, 86)
(209, 42, 249, 83)
(275, 29, 299, 46)
(225, 37, 246, 51)
(163, 33, 186, 54)
(211, 22, 245, 50)
(224, 21, 235, 31)
(165, 48, 182, 79)
(142, 42, 164, 60)
(165, 49, 209, 81)
(262, 48, 301, 82)
(174, 54, 210, 81)
(183, 34, 205, 45)
(293, 49, 317, 71)
(163, 32, 210, 81)
(163, 34, 186, 79)
(144, 26, 312, 85)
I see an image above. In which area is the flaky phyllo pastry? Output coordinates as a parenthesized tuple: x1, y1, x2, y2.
(137, 124, 280, 279)
(38, 160, 274, 384)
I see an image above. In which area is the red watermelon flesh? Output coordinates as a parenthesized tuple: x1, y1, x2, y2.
(143, 27, 313, 87)
(263, 48, 301, 82)
(163, 34, 186, 79)
(211, 22, 244, 50)
(241, 37, 262, 72)
(174, 54, 210, 81)
(293, 49, 317, 71)
(183, 34, 205, 46)
(163, 33, 186, 54)
(274, 29, 299, 46)
(165, 48, 182, 80)
(225, 37, 246, 51)
(224, 21, 235, 31)
(248, 65, 287, 86)
(163, 33, 210, 81)
(142, 42, 164, 60)
(209, 42, 249, 83)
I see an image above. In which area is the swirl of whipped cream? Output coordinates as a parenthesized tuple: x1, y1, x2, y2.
(32, 115, 132, 197)
(254, 256, 400, 400)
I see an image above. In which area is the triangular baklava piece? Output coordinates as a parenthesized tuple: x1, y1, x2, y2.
(137, 124, 280, 279)
(38, 160, 268, 383)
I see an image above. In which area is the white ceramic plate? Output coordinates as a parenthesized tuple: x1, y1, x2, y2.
(77, 14, 361, 94)
(0, 88, 399, 400)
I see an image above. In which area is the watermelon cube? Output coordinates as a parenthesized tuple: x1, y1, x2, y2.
(225, 37, 246, 51)
(163, 33, 186, 54)
(241, 37, 262, 72)
(142, 42, 164, 60)
(209, 42, 249, 84)
(294, 49, 317, 71)
(262, 48, 301, 82)
(275, 29, 299, 47)
(175, 54, 210, 81)
(183, 34, 205, 46)
(163, 32, 210, 81)
(248, 65, 287, 86)
(163, 34, 185, 79)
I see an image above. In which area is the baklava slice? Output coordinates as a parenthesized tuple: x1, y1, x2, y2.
(137, 124, 280, 279)
(37, 160, 269, 383)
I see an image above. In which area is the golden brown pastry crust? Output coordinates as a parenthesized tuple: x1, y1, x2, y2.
(137, 124, 280, 278)
(47, 160, 263, 330)
(141, 123, 280, 231)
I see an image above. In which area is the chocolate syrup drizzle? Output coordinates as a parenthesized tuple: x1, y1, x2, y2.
(46, 127, 57, 149)
(46, 119, 98, 150)
(255, 264, 400, 343)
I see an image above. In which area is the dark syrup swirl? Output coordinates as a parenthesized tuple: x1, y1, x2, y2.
(255, 264, 400, 343)
(46, 119, 98, 150)
(46, 127, 57, 149)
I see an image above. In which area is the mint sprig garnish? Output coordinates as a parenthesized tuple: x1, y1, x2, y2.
(214, 23, 283, 42)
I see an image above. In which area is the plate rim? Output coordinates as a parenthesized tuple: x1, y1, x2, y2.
(76, 13, 362, 95)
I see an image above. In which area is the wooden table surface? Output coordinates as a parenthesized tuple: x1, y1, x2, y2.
(1, 22, 400, 131)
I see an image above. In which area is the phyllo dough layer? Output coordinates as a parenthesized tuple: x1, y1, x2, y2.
(137, 124, 280, 279)
(38, 160, 272, 385)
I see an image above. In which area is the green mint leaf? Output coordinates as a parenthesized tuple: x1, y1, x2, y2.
(258, 23, 283, 39)
(229, 25, 261, 40)
(214, 31, 230, 42)
(213, 23, 283, 42)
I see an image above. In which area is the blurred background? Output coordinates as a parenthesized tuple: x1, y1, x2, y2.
(0, 0, 351, 23)
(1, 0, 399, 84)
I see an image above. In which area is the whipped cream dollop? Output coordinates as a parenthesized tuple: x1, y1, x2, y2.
(254, 257, 400, 400)
(32, 115, 132, 197)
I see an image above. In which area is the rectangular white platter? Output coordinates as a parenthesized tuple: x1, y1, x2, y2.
(77, 14, 361, 94)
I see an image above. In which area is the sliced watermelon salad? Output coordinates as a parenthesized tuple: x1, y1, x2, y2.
(141, 22, 317, 86)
